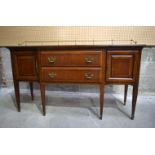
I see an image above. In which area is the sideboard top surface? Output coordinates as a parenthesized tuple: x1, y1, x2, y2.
(4, 45, 144, 51)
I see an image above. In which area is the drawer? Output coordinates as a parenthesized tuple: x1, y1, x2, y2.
(39, 51, 102, 67)
(40, 67, 102, 83)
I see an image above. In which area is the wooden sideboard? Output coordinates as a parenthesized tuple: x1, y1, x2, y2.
(8, 45, 143, 120)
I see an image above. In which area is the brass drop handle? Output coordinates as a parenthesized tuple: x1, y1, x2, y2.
(48, 57, 56, 63)
(48, 72, 57, 78)
(85, 73, 94, 79)
(85, 57, 94, 63)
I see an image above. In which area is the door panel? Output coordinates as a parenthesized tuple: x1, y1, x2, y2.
(111, 55, 133, 78)
(12, 51, 38, 80)
(106, 51, 139, 83)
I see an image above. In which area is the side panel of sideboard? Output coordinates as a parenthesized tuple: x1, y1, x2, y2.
(105, 48, 142, 119)
(10, 50, 38, 111)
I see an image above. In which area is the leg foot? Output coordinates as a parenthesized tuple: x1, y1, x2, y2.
(29, 82, 34, 101)
(99, 115, 103, 120)
(124, 84, 128, 105)
(40, 83, 46, 116)
(131, 83, 138, 120)
(131, 115, 134, 120)
(99, 84, 104, 120)
(14, 80, 21, 112)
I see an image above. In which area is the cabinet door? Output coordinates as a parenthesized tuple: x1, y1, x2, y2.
(12, 51, 38, 81)
(106, 51, 140, 83)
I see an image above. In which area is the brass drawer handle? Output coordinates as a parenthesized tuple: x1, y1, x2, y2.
(48, 72, 57, 78)
(85, 57, 94, 63)
(85, 73, 94, 79)
(48, 57, 56, 63)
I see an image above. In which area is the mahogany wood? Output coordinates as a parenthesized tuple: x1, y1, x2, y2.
(99, 83, 104, 120)
(11, 51, 38, 81)
(131, 83, 139, 120)
(106, 50, 139, 83)
(29, 82, 34, 101)
(40, 67, 102, 83)
(39, 51, 102, 67)
(13, 80, 20, 112)
(124, 84, 128, 105)
(9, 46, 143, 119)
(40, 83, 46, 116)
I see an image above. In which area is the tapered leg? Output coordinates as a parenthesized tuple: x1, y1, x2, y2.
(124, 84, 128, 105)
(40, 83, 46, 116)
(14, 80, 20, 112)
(29, 82, 34, 100)
(99, 84, 104, 120)
(131, 83, 139, 120)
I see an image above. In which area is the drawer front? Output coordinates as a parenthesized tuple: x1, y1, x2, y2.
(39, 51, 102, 67)
(40, 67, 102, 83)
(106, 50, 140, 83)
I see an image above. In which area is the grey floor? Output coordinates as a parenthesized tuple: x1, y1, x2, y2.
(0, 88, 155, 128)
